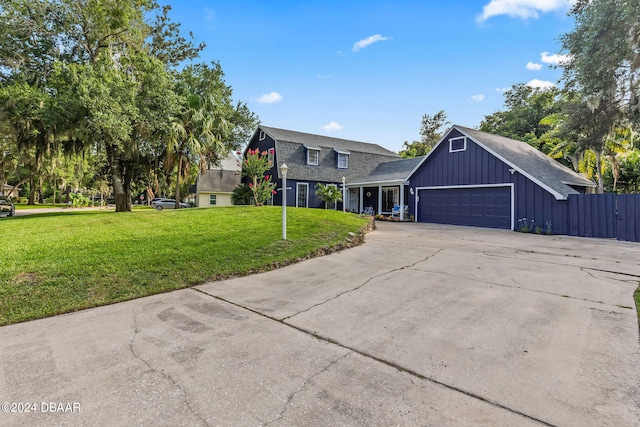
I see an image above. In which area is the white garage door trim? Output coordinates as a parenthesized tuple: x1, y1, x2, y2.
(414, 183, 515, 230)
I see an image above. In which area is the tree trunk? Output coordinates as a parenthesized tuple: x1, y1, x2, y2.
(107, 144, 131, 212)
(38, 176, 44, 203)
(52, 175, 57, 205)
(28, 176, 36, 205)
(595, 150, 604, 194)
(174, 155, 182, 209)
(0, 159, 5, 194)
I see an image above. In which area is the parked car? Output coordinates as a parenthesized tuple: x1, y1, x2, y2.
(0, 195, 15, 217)
(151, 198, 189, 210)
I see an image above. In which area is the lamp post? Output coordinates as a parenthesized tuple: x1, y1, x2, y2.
(341, 176, 346, 213)
(280, 163, 288, 240)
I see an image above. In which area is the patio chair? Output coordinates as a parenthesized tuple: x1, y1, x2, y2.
(391, 205, 409, 220)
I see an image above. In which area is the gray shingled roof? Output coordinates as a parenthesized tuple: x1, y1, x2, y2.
(196, 169, 240, 193)
(259, 126, 400, 183)
(455, 126, 596, 200)
(349, 156, 425, 185)
(261, 126, 399, 157)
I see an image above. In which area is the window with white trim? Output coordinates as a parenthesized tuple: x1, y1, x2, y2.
(297, 183, 309, 208)
(268, 148, 274, 166)
(209, 195, 217, 205)
(259, 131, 266, 141)
(337, 153, 349, 169)
(449, 136, 467, 152)
(307, 149, 319, 166)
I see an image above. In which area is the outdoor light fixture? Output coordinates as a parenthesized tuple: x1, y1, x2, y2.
(280, 163, 288, 240)
(341, 176, 346, 212)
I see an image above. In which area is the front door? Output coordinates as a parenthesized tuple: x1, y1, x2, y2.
(382, 186, 399, 213)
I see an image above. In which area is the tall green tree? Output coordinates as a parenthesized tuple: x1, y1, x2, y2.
(165, 62, 257, 208)
(0, 0, 215, 211)
(168, 94, 221, 209)
(399, 111, 449, 158)
(557, 0, 640, 192)
(480, 84, 561, 148)
(560, 0, 640, 118)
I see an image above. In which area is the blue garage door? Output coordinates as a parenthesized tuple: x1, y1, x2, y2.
(418, 186, 512, 229)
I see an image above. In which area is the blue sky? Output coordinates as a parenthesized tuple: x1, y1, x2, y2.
(162, 0, 576, 153)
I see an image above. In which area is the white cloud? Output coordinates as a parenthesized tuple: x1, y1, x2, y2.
(496, 87, 510, 93)
(322, 121, 343, 132)
(540, 51, 572, 65)
(526, 79, 556, 89)
(204, 8, 216, 22)
(527, 61, 543, 71)
(471, 94, 485, 102)
(477, 0, 575, 23)
(254, 92, 283, 104)
(352, 34, 390, 52)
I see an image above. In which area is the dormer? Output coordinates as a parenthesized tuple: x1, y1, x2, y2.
(304, 145, 320, 166)
(334, 149, 350, 169)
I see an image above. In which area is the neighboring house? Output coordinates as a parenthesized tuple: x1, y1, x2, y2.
(195, 152, 242, 207)
(244, 126, 402, 211)
(1, 184, 20, 199)
(405, 125, 596, 233)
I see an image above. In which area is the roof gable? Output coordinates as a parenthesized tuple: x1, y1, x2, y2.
(421, 125, 595, 200)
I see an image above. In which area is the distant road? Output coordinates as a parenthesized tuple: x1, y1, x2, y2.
(11, 206, 115, 217)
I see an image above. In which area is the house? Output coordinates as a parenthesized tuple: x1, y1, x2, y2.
(243, 125, 595, 232)
(404, 125, 596, 233)
(244, 126, 402, 211)
(1, 184, 20, 199)
(194, 152, 242, 207)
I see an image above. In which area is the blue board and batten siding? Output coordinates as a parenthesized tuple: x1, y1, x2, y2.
(407, 129, 569, 233)
(568, 193, 640, 242)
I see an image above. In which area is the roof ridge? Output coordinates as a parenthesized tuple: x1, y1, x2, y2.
(260, 125, 399, 156)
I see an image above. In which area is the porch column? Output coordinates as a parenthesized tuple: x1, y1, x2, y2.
(399, 183, 405, 220)
(378, 185, 382, 214)
(359, 187, 363, 214)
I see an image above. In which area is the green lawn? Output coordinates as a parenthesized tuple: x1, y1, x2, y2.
(0, 206, 370, 326)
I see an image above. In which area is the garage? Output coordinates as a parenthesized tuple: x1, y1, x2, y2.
(417, 185, 512, 229)
(406, 126, 596, 234)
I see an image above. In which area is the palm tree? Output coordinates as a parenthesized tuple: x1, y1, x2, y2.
(167, 93, 226, 209)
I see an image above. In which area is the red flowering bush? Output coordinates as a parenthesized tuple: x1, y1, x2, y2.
(243, 149, 277, 206)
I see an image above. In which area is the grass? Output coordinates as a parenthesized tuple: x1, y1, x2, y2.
(0, 206, 370, 326)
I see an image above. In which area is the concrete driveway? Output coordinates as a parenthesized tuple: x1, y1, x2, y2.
(1, 222, 638, 426)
